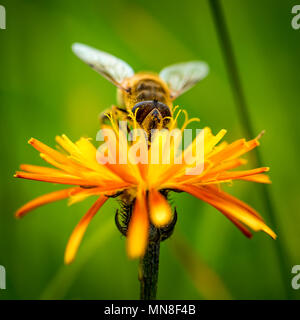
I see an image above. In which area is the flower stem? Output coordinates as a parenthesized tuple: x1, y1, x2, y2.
(139, 239, 160, 300)
(209, 0, 292, 298)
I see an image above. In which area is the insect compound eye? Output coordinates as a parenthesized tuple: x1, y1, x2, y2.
(132, 100, 171, 125)
(132, 101, 154, 124)
(155, 101, 172, 120)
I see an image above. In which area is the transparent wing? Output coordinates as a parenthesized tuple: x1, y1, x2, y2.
(159, 61, 209, 99)
(72, 43, 134, 89)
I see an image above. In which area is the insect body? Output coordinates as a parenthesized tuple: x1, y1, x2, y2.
(72, 43, 209, 133)
(121, 73, 172, 131)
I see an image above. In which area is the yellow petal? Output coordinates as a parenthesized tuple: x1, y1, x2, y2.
(176, 184, 276, 239)
(15, 187, 81, 218)
(203, 167, 270, 183)
(29, 138, 73, 166)
(240, 174, 271, 184)
(64, 195, 108, 264)
(149, 189, 172, 227)
(126, 190, 149, 259)
(14, 171, 93, 186)
(20, 164, 68, 176)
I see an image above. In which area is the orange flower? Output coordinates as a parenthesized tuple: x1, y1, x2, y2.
(15, 110, 276, 263)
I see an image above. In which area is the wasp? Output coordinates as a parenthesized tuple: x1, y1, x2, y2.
(72, 43, 209, 135)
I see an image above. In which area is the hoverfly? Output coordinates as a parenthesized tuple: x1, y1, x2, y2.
(72, 43, 209, 134)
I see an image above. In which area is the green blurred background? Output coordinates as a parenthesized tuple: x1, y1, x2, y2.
(0, 0, 300, 299)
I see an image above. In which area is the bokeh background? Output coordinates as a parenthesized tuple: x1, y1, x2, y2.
(0, 0, 300, 299)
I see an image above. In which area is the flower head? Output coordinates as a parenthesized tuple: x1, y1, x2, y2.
(15, 108, 276, 263)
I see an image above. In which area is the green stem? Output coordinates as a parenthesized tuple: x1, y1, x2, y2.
(209, 0, 292, 298)
(139, 240, 160, 300)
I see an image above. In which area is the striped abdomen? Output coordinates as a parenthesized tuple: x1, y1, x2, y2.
(134, 79, 168, 104)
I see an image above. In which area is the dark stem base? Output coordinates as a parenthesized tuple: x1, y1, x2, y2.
(139, 240, 160, 300)
(114, 198, 177, 300)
